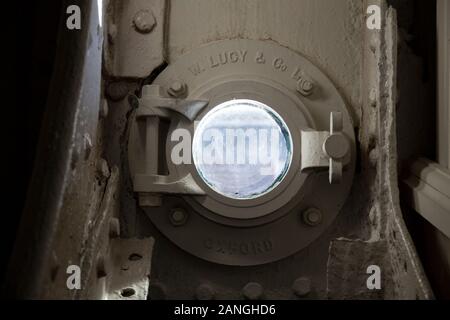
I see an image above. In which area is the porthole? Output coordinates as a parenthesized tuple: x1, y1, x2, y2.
(192, 99, 293, 200)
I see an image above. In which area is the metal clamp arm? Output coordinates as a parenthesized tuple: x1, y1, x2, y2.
(133, 84, 209, 206)
(301, 112, 351, 184)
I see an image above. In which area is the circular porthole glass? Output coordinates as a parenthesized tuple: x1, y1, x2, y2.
(192, 99, 293, 200)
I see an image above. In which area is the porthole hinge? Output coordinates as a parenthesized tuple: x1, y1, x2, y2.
(133, 84, 209, 207)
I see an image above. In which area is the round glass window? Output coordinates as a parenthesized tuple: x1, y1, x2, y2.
(192, 99, 293, 199)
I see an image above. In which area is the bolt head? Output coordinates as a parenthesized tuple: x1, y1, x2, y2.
(170, 208, 188, 226)
(302, 208, 322, 226)
(242, 282, 264, 300)
(297, 79, 314, 96)
(167, 81, 187, 98)
(133, 10, 156, 33)
(292, 277, 311, 297)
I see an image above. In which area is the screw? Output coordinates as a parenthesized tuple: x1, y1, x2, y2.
(106, 82, 129, 101)
(109, 218, 120, 239)
(133, 10, 156, 34)
(139, 193, 162, 207)
(167, 81, 187, 98)
(297, 78, 314, 96)
(292, 277, 311, 297)
(242, 282, 264, 300)
(302, 208, 322, 227)
(195, 284, 215, 300)
(170, 208, 188, 226)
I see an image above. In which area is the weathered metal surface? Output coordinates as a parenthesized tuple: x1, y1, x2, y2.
(327, 240, 391, 299)
(104, 0, 167, 78)
(5, 0, 105, 299)
(107, 238, 154, 300)
(7, 0, 436, 300)
(326, 1, 432, 300)
(359, 2, 432, 299)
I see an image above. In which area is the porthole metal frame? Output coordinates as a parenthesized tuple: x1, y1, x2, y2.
(128, 39, 356, 266)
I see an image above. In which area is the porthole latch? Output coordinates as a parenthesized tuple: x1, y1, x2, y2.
(301, 112, 351, 184)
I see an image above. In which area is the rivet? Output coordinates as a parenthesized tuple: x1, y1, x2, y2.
(167, 80, 187, 98)
(242, 282, 264, 300)
(292, 277, 311, 297)
(170, 208, 188, 226)
(302, 208, 322, 227)
(195, 284, 215, 300)
(133, 10, 156, 34)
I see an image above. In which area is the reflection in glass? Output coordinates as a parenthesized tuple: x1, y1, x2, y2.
(192, 99, 293, 199)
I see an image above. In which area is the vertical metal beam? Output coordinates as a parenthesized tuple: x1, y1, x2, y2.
(437, 0, 450, 168)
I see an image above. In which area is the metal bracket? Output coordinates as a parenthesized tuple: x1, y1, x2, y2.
(301, 112, 351, 184)
(133, 84, 208, 206)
